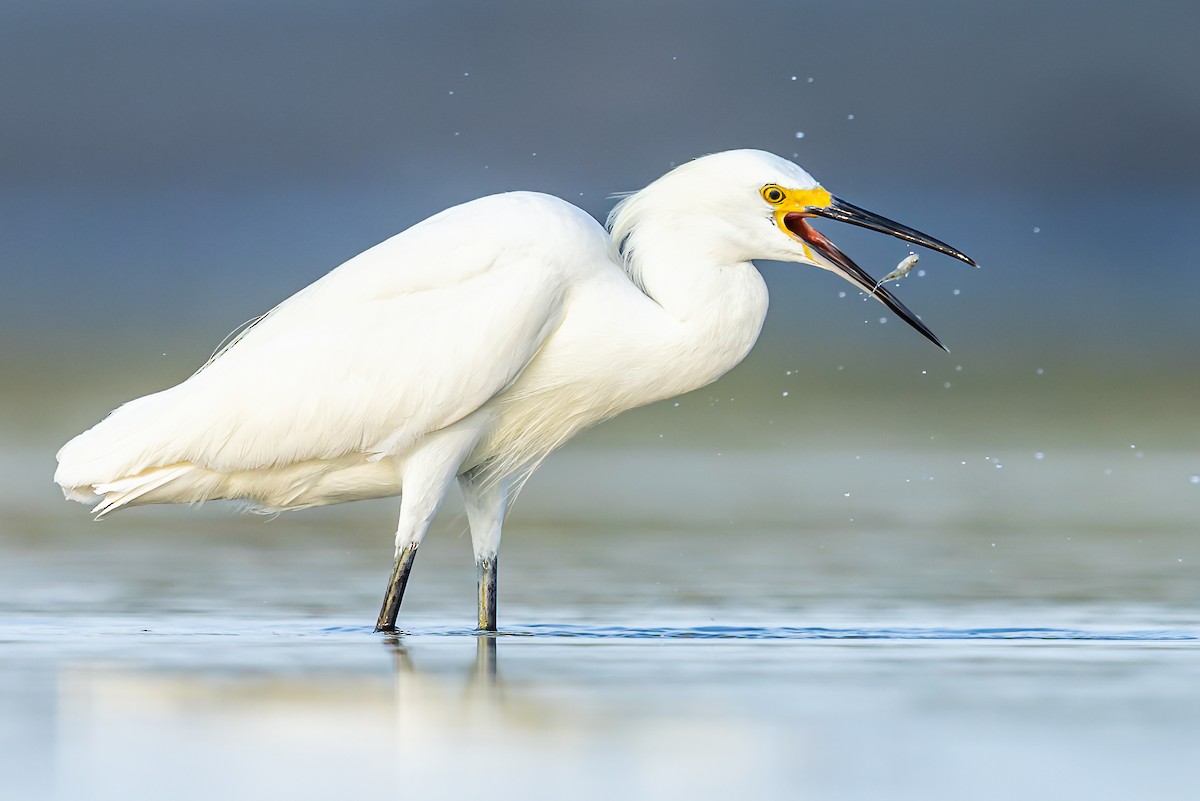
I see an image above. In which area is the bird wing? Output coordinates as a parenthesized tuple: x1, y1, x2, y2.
(56, 192, 606, 486)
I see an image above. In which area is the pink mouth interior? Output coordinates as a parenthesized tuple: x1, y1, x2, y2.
(784, 212, 837, 261)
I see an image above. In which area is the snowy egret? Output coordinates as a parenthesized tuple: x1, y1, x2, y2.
(55, 149, 976, 632)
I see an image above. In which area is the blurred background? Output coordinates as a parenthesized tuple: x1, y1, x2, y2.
(1, 0, 1195, 544)
(1, 0, 1197, 604)
(3, 0, 1199, 446)
(3, 0, 1199, 603)
(3, 3, 1200, 800)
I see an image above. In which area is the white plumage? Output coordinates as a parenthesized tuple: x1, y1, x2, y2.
(55, 149, 975, 631)
(59, 193, 597, 511)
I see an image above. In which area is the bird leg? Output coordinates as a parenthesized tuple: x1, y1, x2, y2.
(375, 436, 480, 633)
(375, 542, 419, 633)
(476, 553, 498, 631)
(459, 472, 507, 633)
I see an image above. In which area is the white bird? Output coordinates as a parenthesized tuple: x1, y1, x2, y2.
(55, 149, 976, 632)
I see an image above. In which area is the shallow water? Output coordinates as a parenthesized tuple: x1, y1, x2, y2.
(3, 444, 1199, 800)
(4, 618, 1198, 801)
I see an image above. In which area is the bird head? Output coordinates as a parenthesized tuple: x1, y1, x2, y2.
(610, 149, 977, 351)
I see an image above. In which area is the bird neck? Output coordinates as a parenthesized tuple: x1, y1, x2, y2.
(622, 237, 770, 393)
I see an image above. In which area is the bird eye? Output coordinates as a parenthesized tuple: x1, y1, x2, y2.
(761, 185, 786, 204)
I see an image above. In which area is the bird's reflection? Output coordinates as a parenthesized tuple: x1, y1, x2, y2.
(474, 633, 498, 683)
(49, 633, 576, 797)
(382, 634, 507, 751)
(381, 632, 498, 685)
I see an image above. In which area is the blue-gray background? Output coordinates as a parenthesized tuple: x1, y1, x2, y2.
(2, 0, 1197, 478)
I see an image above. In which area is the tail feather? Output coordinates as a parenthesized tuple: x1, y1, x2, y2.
(55, 387, 185, 492)
(89, 464, 194, 518)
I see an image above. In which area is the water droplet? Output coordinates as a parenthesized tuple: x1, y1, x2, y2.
(782, 391, 790, 397)
(795, 131, 805, 139)
(917, 269, 926, 277)
(1035, 452, 1045, 460)
(807, 77, 814, 83)
(953, 289, 961, 296)
(790, 75, 797, 81)
(943, 381, 952, 389)
(1033, 226, 1041, 233)
(837, 290, 846, 298)
(879, 317, 887, 324)
(843, 492, 851, 497)
(1036, 368, 1045, 375)
(994, 463, 1004, 469)
(1190, 475, 1199, 484)
(847, 114, 855, 120)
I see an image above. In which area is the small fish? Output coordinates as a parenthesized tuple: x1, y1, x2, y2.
(874, 253, 919, 291)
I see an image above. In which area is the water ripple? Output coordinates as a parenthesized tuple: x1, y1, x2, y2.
(397, 624, 1198, 642)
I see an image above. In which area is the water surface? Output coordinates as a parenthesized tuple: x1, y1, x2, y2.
(3, 434, 1199, 801)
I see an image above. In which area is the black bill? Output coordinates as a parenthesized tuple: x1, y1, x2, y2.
(783, 197, 977, 352)
(809, 197, 978, 268)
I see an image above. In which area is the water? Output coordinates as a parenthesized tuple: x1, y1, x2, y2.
(4, 619, 1198, 801)
(3, 439, 1199, 800)
(10, 399, 1200, 801)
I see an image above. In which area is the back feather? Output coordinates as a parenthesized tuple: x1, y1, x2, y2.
(55, 192, 606, 513)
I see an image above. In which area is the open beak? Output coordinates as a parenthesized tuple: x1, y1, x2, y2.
(782, 196, 976, 352)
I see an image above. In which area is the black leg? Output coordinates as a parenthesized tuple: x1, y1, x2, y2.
(476, 553, 498, 632)
(375, 542, 418, 633)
